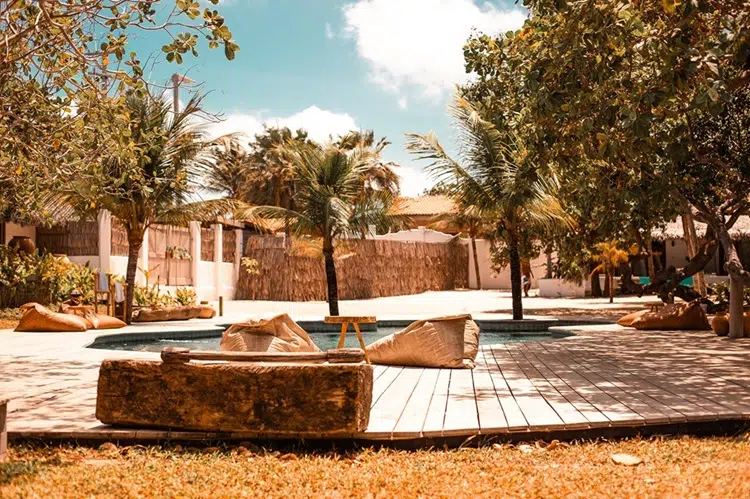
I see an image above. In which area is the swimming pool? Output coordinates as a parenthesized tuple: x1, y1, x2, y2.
(94, 327, 557, 353)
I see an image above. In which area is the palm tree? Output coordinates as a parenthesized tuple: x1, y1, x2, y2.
(430, 203, 490, 290)
(591, 241, 631, 303)
(245, 143, 392, 315)
(205, 136, 249, 199)
(63, 93, 236, 322)
(406, 97, 568, 319)
(335, 130, 400, 197)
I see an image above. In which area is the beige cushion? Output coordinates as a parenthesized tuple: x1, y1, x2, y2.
(220, 314, 321, 353)
(15, 303, 89, 332)
(366, 314, 480, 369)
(630, 301, 710, 331)
(616, 310, 649, 327)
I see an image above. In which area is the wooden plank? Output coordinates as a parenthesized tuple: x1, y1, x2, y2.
(519, 344, 610, 426)
(535, 343, 644, 427)
(371, 366, 403, 407)
(393, 368, 440, 438)
(471, 351, 508, 434)
(421, 369, 450, 437)
(547, 343, 674, 425)
(443, 368, 480, 436)
(505, 345, 590, 429)
(489, 345, 565, 431)
(481, 348, 528, 431)
(368, 368, 424, 438)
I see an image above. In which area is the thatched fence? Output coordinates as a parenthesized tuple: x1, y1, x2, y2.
(236, 236, 468, 301)
(37, 221, 98, 256)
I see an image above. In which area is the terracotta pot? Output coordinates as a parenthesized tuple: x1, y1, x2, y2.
(8, 235, 36, 255)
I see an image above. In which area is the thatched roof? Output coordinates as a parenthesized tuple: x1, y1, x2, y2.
(391, 195, 457, 217)
(651, 215, 750, 241)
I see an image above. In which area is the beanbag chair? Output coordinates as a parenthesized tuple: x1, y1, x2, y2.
(710, 312, 750, 337)
(59, 304, 127, 330)
(15, 303, 89, 332)
(132, 306, 203, 322)
(220, 314, 321, 353)
(616, 310, 649, 327)
(630, 301, 710, 331)
(366, 314, 480, 369)
(197, 304, 216, 319)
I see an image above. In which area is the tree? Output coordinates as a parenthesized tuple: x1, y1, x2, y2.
(1, 0, 238, 224)
(61, 93, 235, 322)
(430, 203, 491, 290)
(245, 143, 392, 316)
(205, 136, 249, 199)
(406, 96, 568, 319)
(591, 241, 631, 304)
(335, 130, 401, 197)
(462, 0, 750, 336)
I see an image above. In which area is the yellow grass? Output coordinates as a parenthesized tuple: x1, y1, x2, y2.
(2, 436, 750, 498)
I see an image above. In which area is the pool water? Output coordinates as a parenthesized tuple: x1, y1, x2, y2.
(98, 328, 554, 353)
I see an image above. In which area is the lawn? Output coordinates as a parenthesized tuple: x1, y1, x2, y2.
(2, 436, 749, 498)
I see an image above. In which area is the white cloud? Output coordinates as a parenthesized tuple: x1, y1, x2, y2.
(325, 22, 335, 40)
(343, 0, 526, 98)
(205, 106, 358, 145)
(397, 96, 408, 110)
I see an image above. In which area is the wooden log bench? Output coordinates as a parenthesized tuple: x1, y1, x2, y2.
(1, 398, 7, 462)
(95, 348, 373, 435)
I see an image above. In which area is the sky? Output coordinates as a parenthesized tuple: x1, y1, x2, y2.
(130, 0, 527, 196)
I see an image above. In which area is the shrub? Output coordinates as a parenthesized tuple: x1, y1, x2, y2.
(173, 287, 197, 306)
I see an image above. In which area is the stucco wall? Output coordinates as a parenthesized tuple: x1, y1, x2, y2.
(3, 222, 36, 245)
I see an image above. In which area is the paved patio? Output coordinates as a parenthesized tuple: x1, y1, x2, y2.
(2, 291, 749, 442)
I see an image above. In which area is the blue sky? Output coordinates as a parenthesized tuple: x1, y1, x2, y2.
(132, 0, 527, 195)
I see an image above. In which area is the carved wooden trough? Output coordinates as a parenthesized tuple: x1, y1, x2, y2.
(96, 347, 373, 436)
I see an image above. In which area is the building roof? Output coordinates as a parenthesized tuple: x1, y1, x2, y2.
(391, 195, 457, 217)
(651, 215, 750, 241)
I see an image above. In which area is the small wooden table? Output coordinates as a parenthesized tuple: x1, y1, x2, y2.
(324, 316, 376, 364)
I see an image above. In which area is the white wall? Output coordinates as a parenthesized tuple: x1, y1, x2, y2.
(68, 255, 100, 270)
(465, 238, 548, 290)
(373, 227, 455, 244)
(110, 255, 147, 284)
(3, 222, 36, 245)
(198, 261, 216, 301)
(664, 238, 691, 269)
(221, 262, 236, 300)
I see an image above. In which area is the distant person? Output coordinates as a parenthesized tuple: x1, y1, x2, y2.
(521, 259, 534, 297)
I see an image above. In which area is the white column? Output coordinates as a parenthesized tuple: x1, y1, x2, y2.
(234, 228, 242, 283)
(97, 210, 112, 274)
(213, 223, 223, 300)
(137, 227, 149, 285)
(189, 221, 201, 297)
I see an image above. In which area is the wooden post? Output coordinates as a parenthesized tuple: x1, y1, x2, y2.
(0, 398, 7, 462)
(213, 223, 223, 299)
(219, 295, 224, 317)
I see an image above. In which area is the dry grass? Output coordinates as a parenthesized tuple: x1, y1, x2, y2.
(2, 436, 750, 498)
(0, 308, 21, 330)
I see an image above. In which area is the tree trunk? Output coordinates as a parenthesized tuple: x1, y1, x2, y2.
(471, 236, 482, 290)
(124, 234, 143, 325)
(645, 233, 655, 280)
(602, 271, 611, 298)
(682, 209, 707, 296)
(608, 272, 614, 303)
(709, 215, 747, 338)
(591, 270, 603, 297)
(508, 230, 523, 320)
(323, 239, 339, 316)
(729, 275, 744, 339)
(546, 250, 553, 278)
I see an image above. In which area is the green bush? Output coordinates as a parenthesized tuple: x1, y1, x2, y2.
(710, 281, 750, 311)
(0, 246, 96, 306)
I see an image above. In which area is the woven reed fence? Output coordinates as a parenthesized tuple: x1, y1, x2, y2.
(222, 229, 236, 263)
(236, 236, 468, 301)
(111, 218, 129, 256)
(36, 222, 98, 256)
(201, 228, 214, 261)
(0, 282, 53, 308)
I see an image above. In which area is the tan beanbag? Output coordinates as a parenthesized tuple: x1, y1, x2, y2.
(132, 306, 203, 322)
(220, 314, 321, 353)
(710, 312, 750, 337)
(15, 303, 89, 332)
(366, 314, 480, 369)
(93, 314, 127, 329)
(630, 301, 710, 331)
(197, 305, 216, 319)
(616, 310, 649, 327)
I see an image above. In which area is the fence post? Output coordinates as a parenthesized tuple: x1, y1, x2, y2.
(97, 210, 111, 275)
(234, 228, 242, 284)
(190, 222, 201, 298)
(213, 223, 223, 300)
(137, 228, 149, 285)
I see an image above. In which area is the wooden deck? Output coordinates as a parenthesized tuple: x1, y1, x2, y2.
(3, 326, 750, 442)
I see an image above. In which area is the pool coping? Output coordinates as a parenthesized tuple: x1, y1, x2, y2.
(85, 318, 597, 348)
